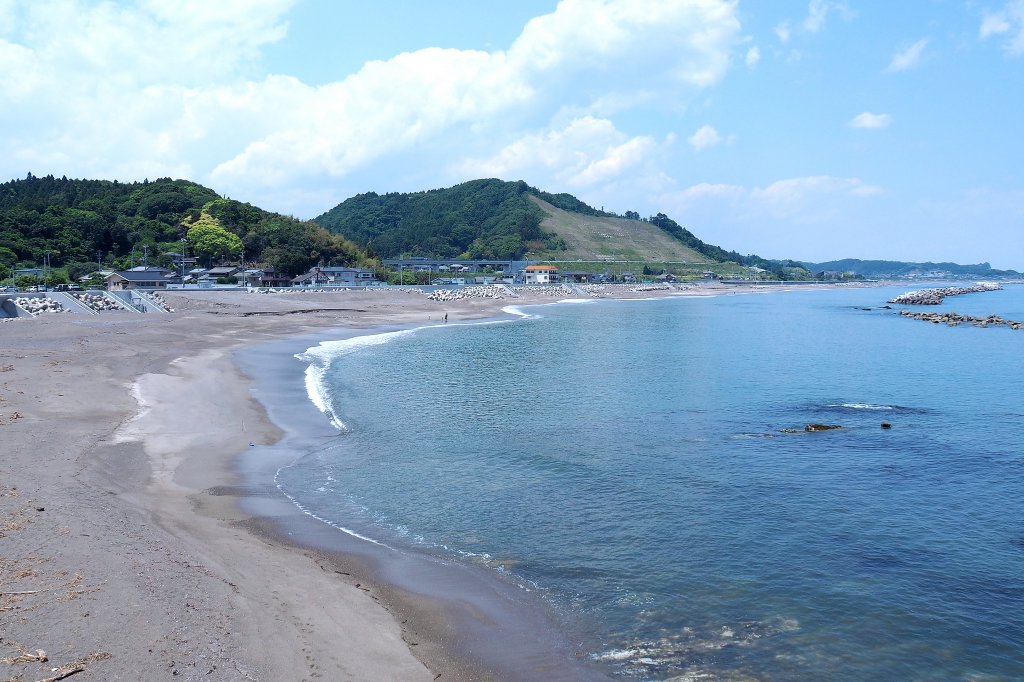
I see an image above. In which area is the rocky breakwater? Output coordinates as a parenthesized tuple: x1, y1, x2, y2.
(14, 296, 66, 315)
(73, 292, 125, 312)
(507, 285, 577, 298)
(888, 282, 1002, 305)
(427, 285, 509, 302)
(898, 309, 1024, 329)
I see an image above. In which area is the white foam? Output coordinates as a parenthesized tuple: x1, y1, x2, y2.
(274, 471, 389, 547)
(501, 305, 536, 319)
(834, 402, 894, 410)
(296, 329, 418, 430)
(596, 648, 640, 661)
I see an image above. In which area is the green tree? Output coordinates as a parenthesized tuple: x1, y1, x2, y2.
(185, 210, 243, 262)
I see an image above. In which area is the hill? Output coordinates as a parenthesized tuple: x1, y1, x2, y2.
(801, 258, 1022, 280)
(528, 196, 709, 263)
(0, 174, 367, 281)
(314, 178, 768, 267)
(314, 179, 564, 260)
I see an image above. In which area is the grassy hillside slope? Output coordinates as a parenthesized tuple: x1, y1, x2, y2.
(528, 196, 711, 263)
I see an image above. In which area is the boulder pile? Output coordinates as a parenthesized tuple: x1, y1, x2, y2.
(14, 297, 66, 315)
(73, 292, 125, 312)
(888, 283, 1002, 305)
(898, 309, 1023, 329)
(507, 285, 576, 298)
(427, 286, 507, 302)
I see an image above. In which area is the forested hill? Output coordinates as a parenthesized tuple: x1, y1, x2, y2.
(0, 174, 367, 278)
(314, 179, 594, 260)
(314, 178, 768, 264)
(800, 258, 1021, 279)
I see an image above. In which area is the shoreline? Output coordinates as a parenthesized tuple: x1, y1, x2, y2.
(0, 282, 893, 680)
(234, 314, 610, 681)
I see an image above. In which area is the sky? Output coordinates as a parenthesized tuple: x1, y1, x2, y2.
(1, 0, 1023, 268)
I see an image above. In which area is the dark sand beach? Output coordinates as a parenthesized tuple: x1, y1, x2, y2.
(0, 283, 856, 680)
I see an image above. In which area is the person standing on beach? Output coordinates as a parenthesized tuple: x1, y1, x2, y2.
(444, 313, 448, 323)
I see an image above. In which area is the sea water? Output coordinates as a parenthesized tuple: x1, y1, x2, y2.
(282, 285, 1024, 680)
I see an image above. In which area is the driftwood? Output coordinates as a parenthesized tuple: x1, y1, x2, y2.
(32, 653, 111, 682)
(35, 664, 85, 682)
(0, 648, 47, 664)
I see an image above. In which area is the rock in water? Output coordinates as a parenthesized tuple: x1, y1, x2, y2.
(804, 423, 842, 432)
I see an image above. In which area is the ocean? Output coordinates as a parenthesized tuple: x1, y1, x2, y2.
(282, 284, 1024, 680)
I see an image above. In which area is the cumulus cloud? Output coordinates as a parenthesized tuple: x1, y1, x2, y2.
(745, 45, 761, 66)
(849, 112, 892, 129)
(980, 0, 1024, 56)
(0, 0, 744, 215)
(452, 116, 658, 189)
(688, 124, 722, 151)
(886, 38, 928, 72)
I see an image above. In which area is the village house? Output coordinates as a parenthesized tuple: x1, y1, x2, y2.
(293, 266, 378, 287)
(258, 268, 293, 287)
(522, 264, 559, 284)
(206, 265, 240, 281)
(105, 270, 169, 290)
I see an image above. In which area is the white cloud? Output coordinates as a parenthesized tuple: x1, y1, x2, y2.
(688, 124, 722, 151)
(980, 0, 1024, 56)
(803, 0, 829, 33)
(775, 2, 854, 43)
(675, 182, 746, 203)
(886, 38, 928, 72)
(750, 176, 881, 206)
(452, 116, 658, 189)
(666, 175, 881, 214)
(745, 45, 761, 66)
(775, 21, 791, 43)
(0, 0, 744, 216)
(507, 0, 740, 89)
(849, 112, 892, 129)
(656, 174, 883, 258)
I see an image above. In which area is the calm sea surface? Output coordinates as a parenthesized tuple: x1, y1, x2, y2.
(283, 284, 1024, 680)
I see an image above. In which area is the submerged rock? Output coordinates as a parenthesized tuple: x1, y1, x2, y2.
(804, 423, 842, 432)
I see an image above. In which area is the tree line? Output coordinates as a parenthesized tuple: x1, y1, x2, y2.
(0, 174, 368, 283)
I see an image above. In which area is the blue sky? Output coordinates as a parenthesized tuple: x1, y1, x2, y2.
(1, 0, 1022, 268)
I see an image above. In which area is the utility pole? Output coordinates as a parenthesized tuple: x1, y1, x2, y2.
(143, 244, 149, 268)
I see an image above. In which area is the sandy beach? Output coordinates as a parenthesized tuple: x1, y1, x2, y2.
(0, 282, 857, 680)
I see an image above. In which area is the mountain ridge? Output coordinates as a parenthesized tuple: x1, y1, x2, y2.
(313, 178, 773, 269)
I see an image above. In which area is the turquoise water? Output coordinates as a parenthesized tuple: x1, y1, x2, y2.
(283, 285, 1024, 680)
